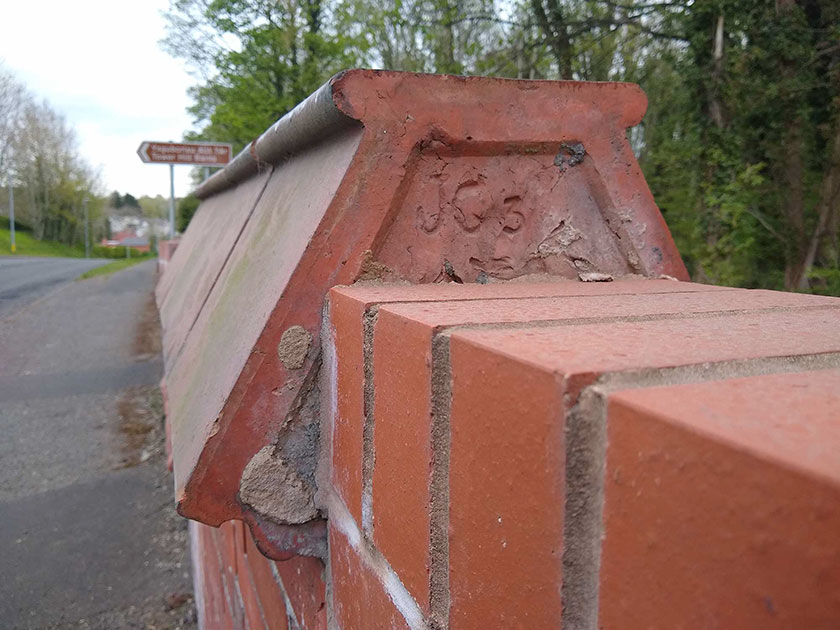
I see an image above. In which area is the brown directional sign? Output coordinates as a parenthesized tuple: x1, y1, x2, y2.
(137, 141, 233, 166)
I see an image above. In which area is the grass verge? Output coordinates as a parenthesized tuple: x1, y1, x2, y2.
(1, 226, 86, 257)
(77, 256, 153, 280)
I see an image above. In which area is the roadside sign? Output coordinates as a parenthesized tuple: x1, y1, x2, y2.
(137, 140, 232, 239)
(136, 141, 232, 167)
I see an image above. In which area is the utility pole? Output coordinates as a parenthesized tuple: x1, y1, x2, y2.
(83, 196, 90, 258)
(8, 182, 15, 253)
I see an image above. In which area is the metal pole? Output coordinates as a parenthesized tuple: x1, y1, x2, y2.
(169, 162, 176, 239)
(83, 197, 90, 258)
(203, 166, 210, 181)
(8, 184, 15, 253)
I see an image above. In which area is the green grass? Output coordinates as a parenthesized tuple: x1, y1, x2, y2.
(0, 225, 86, 257)
(76, 256, 154, 280)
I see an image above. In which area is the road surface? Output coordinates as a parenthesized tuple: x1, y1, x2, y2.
(0, 258, 195, 629)
(0, 256, 108, 319)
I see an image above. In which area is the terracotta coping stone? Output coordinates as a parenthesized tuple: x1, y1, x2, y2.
(159, 69, 688, 558)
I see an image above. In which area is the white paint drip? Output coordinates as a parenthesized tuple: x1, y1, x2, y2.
(270, 563, 301, 629)
(188, 521, 206, 630)
(328, 490, 428, 630)
(233, 579, 251, 630)
(325, 318, 338, 457)
(361, 491, 374, 537)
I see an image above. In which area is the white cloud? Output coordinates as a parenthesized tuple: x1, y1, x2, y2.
(0, 0, 203, 197)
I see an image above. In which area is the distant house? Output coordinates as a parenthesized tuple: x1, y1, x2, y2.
(100, 228, 151, 253)
(106, 215, 168, 241)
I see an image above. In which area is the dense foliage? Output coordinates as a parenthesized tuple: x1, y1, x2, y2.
(163, 0, 840, 293)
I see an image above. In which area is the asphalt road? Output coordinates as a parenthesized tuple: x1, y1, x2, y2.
(0, 256, 108, 319)
(0, 258, 195, 629)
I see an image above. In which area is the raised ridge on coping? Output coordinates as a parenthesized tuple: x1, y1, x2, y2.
(194, 69, 649, 201)
(195, 76, 357, 199)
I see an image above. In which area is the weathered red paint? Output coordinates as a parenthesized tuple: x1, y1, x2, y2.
(160, 70, 688, 552)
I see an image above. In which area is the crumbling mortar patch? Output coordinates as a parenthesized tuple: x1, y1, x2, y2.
(239, 359, 323, 526)
(239, 445, 319, 525)
(429, 332, 453, 630)
(361, 306, 380, 536)
(277, 359, 323, 489)
(278, 325, 313, 370)
(561, 383, 608, 630)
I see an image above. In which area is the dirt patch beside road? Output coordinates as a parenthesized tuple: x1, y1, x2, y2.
(134, 292, 162, 359)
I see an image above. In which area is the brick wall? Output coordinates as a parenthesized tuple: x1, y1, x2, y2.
(156, 70, 840, 629)
(186, 279, 840, 629)
(315, 280, 840, 629)
(191, 520, 326, 629)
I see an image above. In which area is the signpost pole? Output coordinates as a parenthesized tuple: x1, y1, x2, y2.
(8, 183, 15, 254)
(83, 197, 90, 258)
(169, 162, 175, 239)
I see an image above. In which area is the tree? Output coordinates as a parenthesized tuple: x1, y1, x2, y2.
(2, 65, 102, 246)
(161, 0, 840, 294)
(0, 64, 28, 187)
(177, 194, 200, 232)
(138, 195, 169, 219)
(122, 193, 140, 208)
(163, 0, 363, 151)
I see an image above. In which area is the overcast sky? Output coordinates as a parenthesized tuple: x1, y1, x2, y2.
(0, 0, 198, 198)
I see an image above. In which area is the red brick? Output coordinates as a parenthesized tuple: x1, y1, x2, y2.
(448, 335, 566, 629)
(330, 281, 716, 529)
(329, 525, 410, 630)
(212, 522, 247, 630)
(234, 532, 268, 630)
(272, 556, 327, 630)
(329, 289, 370, 526)
(220, 521, 241, 577)
(244, 533, 290, 630)
(192, 525, 216, 628)
(370, 307, 436, 612)
(336, 283, 840, 623)
(198, 523, 235, 630)
(600, 369, 840, 629)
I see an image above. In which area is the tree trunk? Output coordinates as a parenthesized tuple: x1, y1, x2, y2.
(531, 0, 574, 79)
(708, 15, 726, 129)
(782, 114, 807, 290)
(795, 116, 840, 288)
